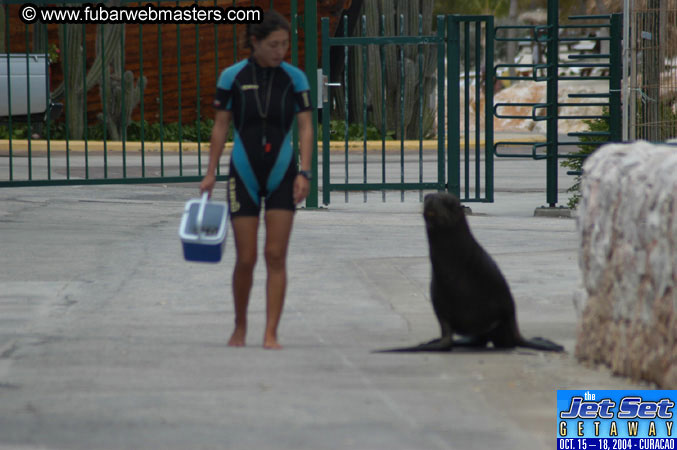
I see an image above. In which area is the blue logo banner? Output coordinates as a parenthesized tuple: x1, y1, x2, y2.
(557, 390, 677, 449)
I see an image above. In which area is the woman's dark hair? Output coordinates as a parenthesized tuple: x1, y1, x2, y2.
(245, 10, 291, 50)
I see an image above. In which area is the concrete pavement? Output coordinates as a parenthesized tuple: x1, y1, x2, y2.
(0, 156, 649, 450)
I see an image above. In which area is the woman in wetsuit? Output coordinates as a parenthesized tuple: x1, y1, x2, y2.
(200, 10, 313, 350)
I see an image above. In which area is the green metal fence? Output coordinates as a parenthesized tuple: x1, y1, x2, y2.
(2, 1, 627, 209)
(0, 0, 319, 209)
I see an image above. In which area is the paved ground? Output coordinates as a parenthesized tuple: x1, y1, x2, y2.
(0, 154, 650, 450)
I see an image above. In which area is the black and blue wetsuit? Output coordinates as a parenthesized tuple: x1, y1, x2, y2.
(213, 58, 312, 217)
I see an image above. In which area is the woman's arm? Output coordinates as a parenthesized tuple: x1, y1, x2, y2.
(200, 110, 232, 197)
(294, 111, 314, 204)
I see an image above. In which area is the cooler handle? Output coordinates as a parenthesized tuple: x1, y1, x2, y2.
(196, 192, 209, 239)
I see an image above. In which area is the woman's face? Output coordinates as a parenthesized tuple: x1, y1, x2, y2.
(251, 28, 290, 67)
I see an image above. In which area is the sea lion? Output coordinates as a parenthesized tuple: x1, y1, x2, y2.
(379, 192, 564, 353)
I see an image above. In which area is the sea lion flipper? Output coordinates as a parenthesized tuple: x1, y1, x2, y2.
(520, 336, 565, 352)
(372, 336, 454, 353)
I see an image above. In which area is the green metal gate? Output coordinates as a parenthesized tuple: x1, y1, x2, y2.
(447, 15, 494, 203)
(491, 8, 622, 207)
(320, 14, 496, 205)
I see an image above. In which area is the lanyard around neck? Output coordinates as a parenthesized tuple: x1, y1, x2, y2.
(252, 62, 275, 120)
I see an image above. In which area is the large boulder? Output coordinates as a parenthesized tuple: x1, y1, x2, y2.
(576, 142, 677, 387)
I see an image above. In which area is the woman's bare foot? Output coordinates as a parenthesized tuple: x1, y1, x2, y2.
(228, 326, 247, 347)
(263, 334, 282, 350)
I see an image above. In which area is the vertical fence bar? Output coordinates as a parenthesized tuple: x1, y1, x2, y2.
(609, 13, 623, 143)
(464, 21, 470, 199)
(158, 20, 165, 176)
(344, 17, 349, 203)
(437, 16, 445, 192)
(195, 22, 201, 173)
(176, 18, 182, 174)
(485, 16, 494, 202)
(61, 23, 70, 179)
(100, 25, 108, 179)
(447, 15, 460, 197)
(321, 17, 331, 206)
(290, 0, 298, 164)
(5, 5, 13, 180)
(121, 21, 126, 178)
(475, 20, 481, 199)
(362, 15, 367, 203)
(380, 14, 386, 202)
(232, 0, 237, 63)
(418, 14, 424, 201)
(83, 23, 89, 179)
(622, 1, 631, 141)
(24, 25, 32, 180)
(399, 14, 405, 202)
(139, 22, 145, 177)
(304, 0, 319, 208)
(214, 0, 220, 176)
(546, 0, 559, 206)
(44, 34, 51, 180)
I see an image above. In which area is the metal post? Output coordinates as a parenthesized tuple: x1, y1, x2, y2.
(291, 0, 299, 164)
(622, 0, 631, 141)
(609, 13, 623, 142)
(485, 16, 495, 202)
(447, 16, 460, 197)
(321, 17, 331, 206)
(436, 16, 445, 192)
(304, 0, 319, 208)
(546, 0, 559, 207)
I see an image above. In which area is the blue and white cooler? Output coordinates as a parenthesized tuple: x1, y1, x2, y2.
(179, 193, 228, 263)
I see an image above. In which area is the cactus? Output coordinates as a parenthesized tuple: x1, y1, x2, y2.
(96, 25, 146, 141)
(53, 1, 144, 140)
(98, 70, 146, 141)
(344, 0, 437, 139)
(54, 21, 122, 139)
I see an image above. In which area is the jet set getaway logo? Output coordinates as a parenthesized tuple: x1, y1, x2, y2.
(558, 390, 677, 450)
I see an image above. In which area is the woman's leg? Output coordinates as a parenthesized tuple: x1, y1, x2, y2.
(262, 209, 295, 349)
(229, 216, 259, 347)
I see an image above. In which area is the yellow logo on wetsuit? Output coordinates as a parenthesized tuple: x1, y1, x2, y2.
(241, 84, 259, 91)
(229, 178, 240, 213)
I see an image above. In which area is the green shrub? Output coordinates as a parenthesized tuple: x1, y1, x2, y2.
(561, 101, 677, 209)
(0, 119, 220, 143)
(560, 110, 610, 209)
(318, 119, 395, 142)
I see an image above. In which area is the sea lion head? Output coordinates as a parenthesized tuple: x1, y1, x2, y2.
(423, 192, 465, 231)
